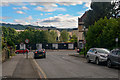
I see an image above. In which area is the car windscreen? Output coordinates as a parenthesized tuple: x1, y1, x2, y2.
(97, 49, 110, 54)
(37, 51, 43, 54)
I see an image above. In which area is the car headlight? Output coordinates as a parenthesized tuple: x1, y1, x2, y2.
(100, 55, 106, 58)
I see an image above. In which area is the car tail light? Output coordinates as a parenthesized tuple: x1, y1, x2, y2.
(43, 51, 45, 53)
(35, 52, 37, 54)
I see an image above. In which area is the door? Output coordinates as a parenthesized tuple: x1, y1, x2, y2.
(115, 51, 120, 65)
(88, 49, 94, 60)
(91, 49, 97, 61)
(111, 51, 119, 64)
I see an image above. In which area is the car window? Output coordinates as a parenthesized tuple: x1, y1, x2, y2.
(112, 51, 117, 55)
(116, 51, 120, 55)
(89, 49, 94, 52)
(96, 49, 110, 54)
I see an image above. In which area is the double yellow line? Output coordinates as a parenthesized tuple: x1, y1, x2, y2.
(29, 54, 47, 79)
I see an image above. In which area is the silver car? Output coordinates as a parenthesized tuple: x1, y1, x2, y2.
(86, 48, 110, 65)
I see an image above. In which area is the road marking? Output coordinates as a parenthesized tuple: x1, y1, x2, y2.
(29, 54, 47, 79)
(33, 59, 47, 79)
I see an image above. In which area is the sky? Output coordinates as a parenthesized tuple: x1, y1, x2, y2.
(0, 2, 91, 28)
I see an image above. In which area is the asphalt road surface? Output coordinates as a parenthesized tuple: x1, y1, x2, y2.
(29, 50, 119, 79)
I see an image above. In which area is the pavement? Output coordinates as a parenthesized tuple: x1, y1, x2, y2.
(2, 54, 40, 79)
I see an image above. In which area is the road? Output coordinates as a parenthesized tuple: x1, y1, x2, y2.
(29, 50, 119, 79)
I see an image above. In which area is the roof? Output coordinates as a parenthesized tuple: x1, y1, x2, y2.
(78, 11, 88, 22)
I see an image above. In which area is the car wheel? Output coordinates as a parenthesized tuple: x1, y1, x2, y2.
(107, 60, 112, 68)
(17, 52, 19, 54)
(96, 58, 100, 65)
(87, 56, 90, 63)
(44, 55, 46, 58)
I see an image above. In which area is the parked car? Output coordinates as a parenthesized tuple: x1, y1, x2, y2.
(34, 49, 46, 59)
(107, 49, 120, 68)
(15, 49, 29, 54)
(86, 48, 110, 65)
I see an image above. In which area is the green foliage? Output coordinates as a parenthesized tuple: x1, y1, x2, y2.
(86, 17, 120, 50)
(16, 29, 58, 44)
(50, 30, 58, 42)
(60, 30, 69, 42)
(2, 37, 6, 49)
(84, 2, 115, 28)
(69, 34, 77, 43)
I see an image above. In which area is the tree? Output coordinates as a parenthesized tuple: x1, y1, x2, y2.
(49, 30, 58, 42)
(86, 17, 120, 50)
(60, 30, 69, 42)
(84, 2, 115, 28)
(69, 34, 77, 43)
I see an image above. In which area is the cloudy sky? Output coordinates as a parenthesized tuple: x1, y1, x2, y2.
(1, 2, 91, 28)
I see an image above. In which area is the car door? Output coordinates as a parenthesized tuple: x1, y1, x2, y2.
(87, 49, 94, 60)
(21, 49, 24, 53)
(91, 49, 97, 61)
(111, 51, 119, 64)
(115, 51, 120, 65)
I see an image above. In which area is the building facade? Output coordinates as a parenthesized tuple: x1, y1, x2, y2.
(78, 11, 88, 49)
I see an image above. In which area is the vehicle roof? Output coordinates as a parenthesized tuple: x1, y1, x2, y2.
(111, 48, 120, 51)
(90, 48, 109, 50)
(36, 49, 44, 51)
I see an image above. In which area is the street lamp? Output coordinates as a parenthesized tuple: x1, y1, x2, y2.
(83, 26, 86, 57)
(115, 38, 118, 48)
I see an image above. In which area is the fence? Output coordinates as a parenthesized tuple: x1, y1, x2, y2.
(15, 43, 76, 50)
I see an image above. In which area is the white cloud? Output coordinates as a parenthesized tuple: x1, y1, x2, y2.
(58, 2, 83, 6)
(36, 14, 78, 28)
(13, 6, 29, 10)
(84, 2, 91, 10)
(16, 11, 25, 14)
(30, 2, 58, 7)
(40, 13, 43, 16)
(5, 14, 78, 28)
(35, 6, 66, 12)
(22, 6, 29, 10)
(77, 11, 85, 17)
(1, 2, 27, 7)
(26, 16, 33, 20)
(45, 13, 53, 15)
(14, 19, 30, 25)
(0, 16, 12, 20)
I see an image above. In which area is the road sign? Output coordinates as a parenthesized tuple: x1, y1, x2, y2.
(25, 39, 29, 44)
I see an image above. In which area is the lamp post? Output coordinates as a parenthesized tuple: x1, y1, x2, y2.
(115, 38, 118, 48)
(83, 26, 86, 57)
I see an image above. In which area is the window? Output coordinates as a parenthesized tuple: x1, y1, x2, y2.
(116, 51, 120, 55)
(89, 49, 94, 53)
(112, 51, 117, 55)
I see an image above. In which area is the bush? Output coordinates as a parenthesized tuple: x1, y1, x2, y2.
(86, 17, 120, 50)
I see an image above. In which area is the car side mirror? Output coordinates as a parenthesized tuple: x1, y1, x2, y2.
(95, 51, 97, 54)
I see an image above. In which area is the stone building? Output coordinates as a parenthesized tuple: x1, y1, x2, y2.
(78, 11, 88, 49)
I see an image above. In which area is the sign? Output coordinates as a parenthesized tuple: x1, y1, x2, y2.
(36, 44, 42, 50)
(116, 38, 118, 42)
(52, 44, 58, 49)
(68, 44, 74, 49)
(20, 43, 26, 49)
(25, 39, 29, 44)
